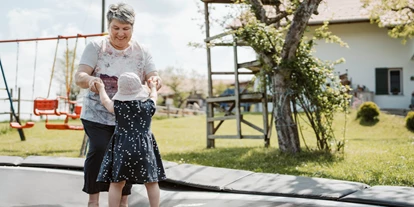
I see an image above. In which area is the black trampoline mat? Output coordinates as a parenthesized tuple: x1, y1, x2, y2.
(340, 185, 414, 207)
(0, 166, 383, 207)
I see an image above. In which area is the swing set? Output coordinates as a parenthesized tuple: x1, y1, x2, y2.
(0, 33, 107, 135)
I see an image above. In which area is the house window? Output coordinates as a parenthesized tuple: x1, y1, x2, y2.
(375, 68, 403, 95)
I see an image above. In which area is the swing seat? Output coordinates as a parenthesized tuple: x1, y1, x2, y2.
(45, 123, 83, 130)
(56, 97, 82, 119)
(43, 105, 83, 131)
(10, 122, 35, 129)
(33, 98, 60, 116)
(74, 105, 82, 115)
(65, 105, 82, 119)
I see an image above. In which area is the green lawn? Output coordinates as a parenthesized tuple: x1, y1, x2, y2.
(1, 110, 413, 187)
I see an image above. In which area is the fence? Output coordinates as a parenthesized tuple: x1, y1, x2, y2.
(155, 105, 205, 118)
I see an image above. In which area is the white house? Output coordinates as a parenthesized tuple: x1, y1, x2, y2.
(309, 0, 414, 109)
(254, 0, 414, 112)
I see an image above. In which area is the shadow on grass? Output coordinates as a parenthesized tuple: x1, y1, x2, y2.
(17, 149, 78, 157)
(163, 147, 340, 177)
(41, 149, 77, 154)
(0, 149, 20, 153)
(358, 118, 379, 126)
(0, 126, 13, 135)
(405, 125, 414, 133)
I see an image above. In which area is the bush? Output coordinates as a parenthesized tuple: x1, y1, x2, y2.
(357, 101, 380, 122)
(405, 111, 414, 131)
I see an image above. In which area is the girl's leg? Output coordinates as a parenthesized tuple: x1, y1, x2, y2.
(119, 183, 132, 207)
(119, 195, 128, 207)
(145, 182, 160, 207)
(108, 181, 126, 207)
(87, 193, 99, 207)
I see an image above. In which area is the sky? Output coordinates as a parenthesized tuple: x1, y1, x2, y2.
(0, 0, 256, 120)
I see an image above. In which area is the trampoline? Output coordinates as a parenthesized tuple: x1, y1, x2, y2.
(0, 166, 375, 207)
(1, 156, 414, 207)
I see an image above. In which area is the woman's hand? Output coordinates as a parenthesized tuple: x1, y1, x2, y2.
(89, 78, 103, 93)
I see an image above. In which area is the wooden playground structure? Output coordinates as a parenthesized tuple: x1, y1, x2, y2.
(201, 0, 274, 148)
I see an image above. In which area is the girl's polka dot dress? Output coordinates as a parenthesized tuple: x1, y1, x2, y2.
(97, 99, 166, 184)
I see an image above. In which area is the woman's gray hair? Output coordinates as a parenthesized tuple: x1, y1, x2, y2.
(107, 3, 135, 26)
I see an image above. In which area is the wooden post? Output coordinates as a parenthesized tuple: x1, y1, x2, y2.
(205, 2, 215, 148)
(233, 37, 241, 139)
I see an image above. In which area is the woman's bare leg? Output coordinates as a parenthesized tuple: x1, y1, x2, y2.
(145, 182, 160, 207)
(108, 181, 126, 207)
(88, 193, 99, 207)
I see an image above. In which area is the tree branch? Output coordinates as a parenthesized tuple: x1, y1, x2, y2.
(282, 0, 322, 60)
(267, 11, 290, 24)
(392, 6, 414, 13)
(247, 0, 290, 27)
(249, 0, 268, 23)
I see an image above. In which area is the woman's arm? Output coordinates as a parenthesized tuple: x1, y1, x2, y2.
(94, 80, 115, 113)
(75, 64, 100, 93)
(76, 41, 99, 92)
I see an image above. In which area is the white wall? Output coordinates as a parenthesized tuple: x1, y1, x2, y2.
(310, 22, 414, 109)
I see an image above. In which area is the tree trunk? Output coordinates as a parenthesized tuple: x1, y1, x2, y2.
(273, 0, 322, 154)
(272, 71, 300, 153)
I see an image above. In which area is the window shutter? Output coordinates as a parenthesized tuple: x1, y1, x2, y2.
(375, 68, 388, 95)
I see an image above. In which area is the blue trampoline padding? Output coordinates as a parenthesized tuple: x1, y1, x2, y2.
(339, 185, 414, 207)
(165, 163, 254, 191)
(223, 172, 369, 200)
(0, 156, 24, 166)
(20, 156, 85, 170)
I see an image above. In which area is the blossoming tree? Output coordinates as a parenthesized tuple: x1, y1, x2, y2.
(221, 0, 350, 153)
(362, 0, 414, 43)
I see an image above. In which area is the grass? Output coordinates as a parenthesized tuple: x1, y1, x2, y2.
(1, 110, 414, 187)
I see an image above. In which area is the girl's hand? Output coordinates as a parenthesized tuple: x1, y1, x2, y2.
(148, 80, 156, 89)
(88, 77, 102, 93)
(149, 76, 162, 90)
(92, 79, 104, 92)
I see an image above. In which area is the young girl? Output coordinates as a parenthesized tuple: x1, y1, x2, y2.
(94, 72, 166, 207)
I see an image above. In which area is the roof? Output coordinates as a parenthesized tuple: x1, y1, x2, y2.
(309, 0, 370, 25)
(203, 0, 370, 25)
(201, 0, 278, 5)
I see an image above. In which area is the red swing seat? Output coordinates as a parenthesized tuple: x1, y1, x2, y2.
(45, 123, 83, 130)
(33, 98, 60, 116)
(58, 97, 82, 119)
(10, 122, 35, 129)
(45, 110, 83, 130)
(33, 97, 83, 130)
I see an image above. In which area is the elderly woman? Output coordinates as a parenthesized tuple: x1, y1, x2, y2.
(75, 3, 162, 207)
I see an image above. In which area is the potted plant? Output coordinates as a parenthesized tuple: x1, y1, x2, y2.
(391, 87, 400, 95)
